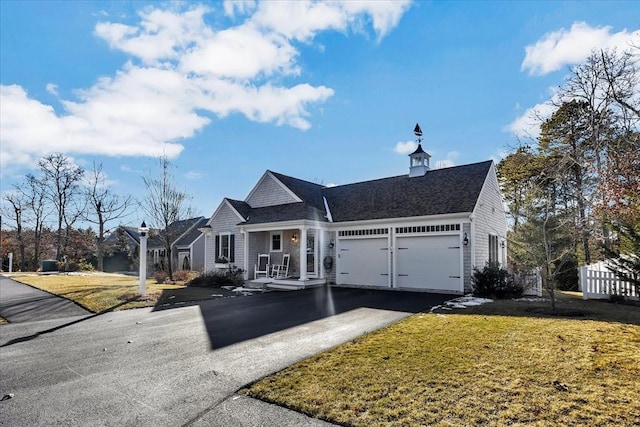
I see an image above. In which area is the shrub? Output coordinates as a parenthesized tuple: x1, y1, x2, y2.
(57, 258, 95, 272)
(172, 270, 193, 282)
(609, 293, 626, 304)
(472, 262, 523, 299)
(153, 270, 168, 284)
(187, 267, 244, 288)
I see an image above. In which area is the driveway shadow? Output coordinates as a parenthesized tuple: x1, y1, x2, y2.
(153, 286, 452, 350)
(0, 299, 134, 348)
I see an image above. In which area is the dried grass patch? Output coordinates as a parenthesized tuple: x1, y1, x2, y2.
(9, 273, 183, 312)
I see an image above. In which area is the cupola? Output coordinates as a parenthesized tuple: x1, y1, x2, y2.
(409, 123, 430, 177)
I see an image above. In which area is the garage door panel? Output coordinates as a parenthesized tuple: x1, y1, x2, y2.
(396, 235, 461, 291)
(337, 238, 389, 287)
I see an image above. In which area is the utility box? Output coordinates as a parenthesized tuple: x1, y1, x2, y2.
(41, 260, 58, 272)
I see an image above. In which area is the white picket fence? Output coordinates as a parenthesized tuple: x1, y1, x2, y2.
(579, 260, 638, 300)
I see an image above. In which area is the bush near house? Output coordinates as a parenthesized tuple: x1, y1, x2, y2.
(172, 269, 197, 282)
(187, 267, 244, 288)
(472, 262, 523, 299)
(153, 270, 168, 284)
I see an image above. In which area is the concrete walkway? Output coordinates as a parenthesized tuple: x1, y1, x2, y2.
(0, 275, 91, 323)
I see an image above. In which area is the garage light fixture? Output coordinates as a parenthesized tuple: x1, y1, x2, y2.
(463, 233, 469, 246)
(291, 233, 298, 243)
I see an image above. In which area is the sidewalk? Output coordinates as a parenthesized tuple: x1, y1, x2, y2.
(0, 275, 91, 323)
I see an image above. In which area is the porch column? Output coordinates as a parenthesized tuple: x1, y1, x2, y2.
(241, 229, 248, 280)
(299, 227, 308, 281)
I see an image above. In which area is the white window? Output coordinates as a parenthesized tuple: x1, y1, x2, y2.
(489, 234, 499, 265)
(271, 232, 282, 252)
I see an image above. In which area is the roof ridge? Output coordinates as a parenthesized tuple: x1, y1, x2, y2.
(324, 160, 493, 189)
(269, 170, 326, 188)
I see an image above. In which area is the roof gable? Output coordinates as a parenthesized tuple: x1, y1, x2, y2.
(245, 171, 302, 208)
(207, 198, 248, 226)
(269, 171, 326, 211)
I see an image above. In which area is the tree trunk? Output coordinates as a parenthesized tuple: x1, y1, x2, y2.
(97, 212, 105, 271)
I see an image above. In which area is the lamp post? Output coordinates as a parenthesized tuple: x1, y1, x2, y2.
(139, 221, 149, 296)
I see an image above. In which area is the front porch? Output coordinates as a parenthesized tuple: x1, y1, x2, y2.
(242, 222, 331, 284)
(248, 277, 327, 291)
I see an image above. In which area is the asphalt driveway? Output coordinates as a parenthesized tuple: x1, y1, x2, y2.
(0, 285, 451, 426)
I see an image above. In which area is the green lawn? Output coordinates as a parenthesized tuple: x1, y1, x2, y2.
(244, 295, 640, 427)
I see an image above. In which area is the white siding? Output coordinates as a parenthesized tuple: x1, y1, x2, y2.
(192, 234, 205, 272)
(472, 163, 508, 269)
(204, 203, 245, 272)
(246, 173, 298, 208)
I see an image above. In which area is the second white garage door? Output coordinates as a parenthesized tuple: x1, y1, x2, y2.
(395, 235, 461, 292)
(337, 237, 389, 287)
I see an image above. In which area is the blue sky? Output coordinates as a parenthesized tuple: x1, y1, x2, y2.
(1, 0, 638, 229)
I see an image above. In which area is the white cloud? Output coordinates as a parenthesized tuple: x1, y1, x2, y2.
(1, 2, 410, 171)
(394, 140, 417, 155)
(120, 164, 143, 174)
(522, 22, 640, 76)
(250, 0, 412, 42)
(46, 83, 59, 96)
(433, 151, 459, 170)
(223, 0, 257, 18)
(184, 171, 204, 180)
(504, 101, 557, 140)
(179, 25, 299, 79)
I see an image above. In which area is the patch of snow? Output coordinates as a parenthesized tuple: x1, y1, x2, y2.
(515, 297, 548, 302)
(430, 295, 493, 312)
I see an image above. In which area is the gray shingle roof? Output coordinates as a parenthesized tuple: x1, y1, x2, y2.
(324, 161, 492, 222)
(229, 161, 492, 226)
(174, 217, 208, 247)
(243, 202, 328, 225)
(226, 199, 252, 220)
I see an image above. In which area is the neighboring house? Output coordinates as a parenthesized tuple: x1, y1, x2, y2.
(201, 140, 507, 294)
(173, 217, 208, 271)
(147, 217, 208, 273)
(104, 217, 208, 273)
(103, 226, 142, 273)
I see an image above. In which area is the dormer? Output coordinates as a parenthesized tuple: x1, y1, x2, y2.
(409, 123, 430, 177)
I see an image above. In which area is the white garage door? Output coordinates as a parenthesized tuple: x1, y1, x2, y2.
(337, 237, 389, 287)
(396, 235, 461, 292)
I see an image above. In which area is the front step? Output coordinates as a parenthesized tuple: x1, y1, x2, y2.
(267, 283, 306, 291)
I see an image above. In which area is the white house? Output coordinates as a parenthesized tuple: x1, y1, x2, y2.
(200, 131, 507, 294)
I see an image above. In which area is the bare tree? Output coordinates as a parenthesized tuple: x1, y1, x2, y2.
(24, 174, 48, 269)
(82, 162, 134, 271)
(141, 156, 194, 280)
(3, 174, 50, 270)
(37, 153, 85, 260)
(3, 190, 27, 271)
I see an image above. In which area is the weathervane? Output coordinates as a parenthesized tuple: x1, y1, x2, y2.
(414, 123, 423, 145)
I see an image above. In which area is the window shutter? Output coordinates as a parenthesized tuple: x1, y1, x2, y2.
(215, 235, 220, 261)
(229, 234, 235, 262)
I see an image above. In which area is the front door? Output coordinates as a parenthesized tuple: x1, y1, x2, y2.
(306, 230, 317, 278)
